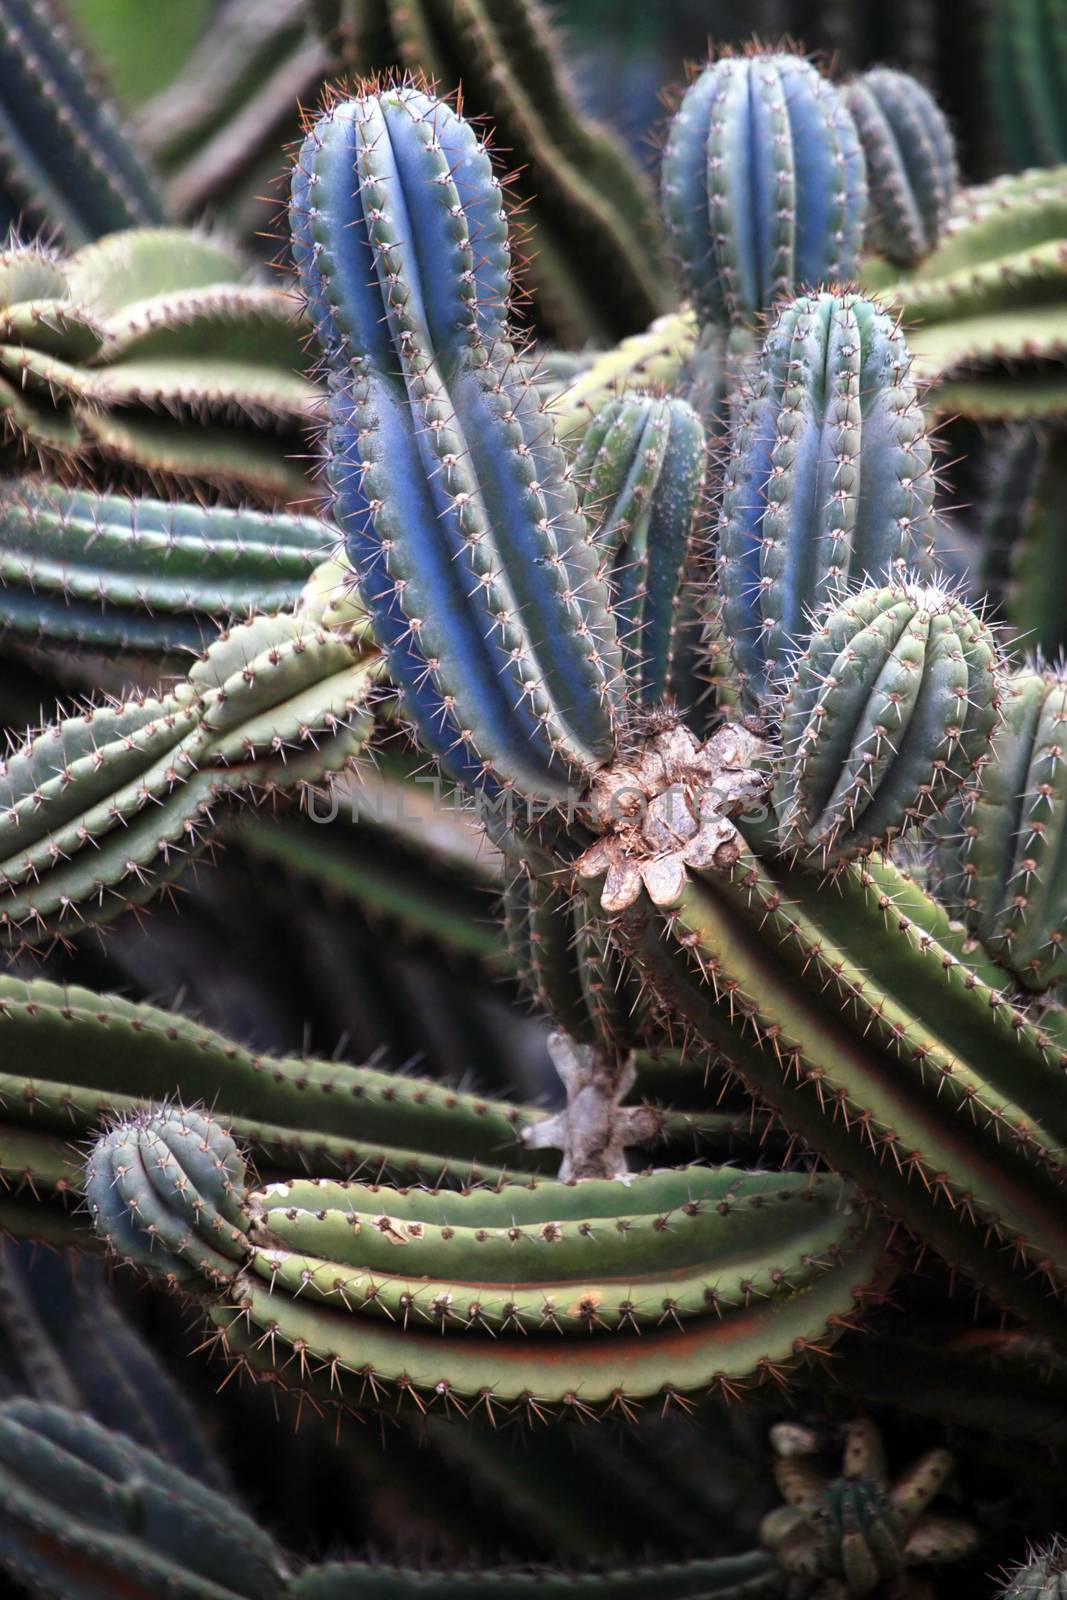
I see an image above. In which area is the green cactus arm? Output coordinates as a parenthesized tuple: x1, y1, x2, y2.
(288, 1553, 784, 1599)
(0, 0, 166, 246)
(87, 1108, 890, 1411)
(0, 1398, 287, 1600)
(619, 874, 1067, 1338)
(0, 482, 329, 653)
(1002, 430, 1067, 653)
(549, 313, 698, 443)
(75, 410, 311, 503)
(0, 597, 376, 950)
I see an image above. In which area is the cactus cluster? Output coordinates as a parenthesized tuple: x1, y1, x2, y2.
(0, 11, 1065, 1599)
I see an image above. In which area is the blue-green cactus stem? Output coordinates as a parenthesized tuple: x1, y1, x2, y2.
(774, 582, 1002, 864)
(292, 86, 622, 800)
(936, 664, 1067, 991)
(84, 1107, 249, 1288)
(661, 53, 867, 331)
(717, 291, 936, 713)
(576, 393, 707, 706)
(846, 68, 958, 268)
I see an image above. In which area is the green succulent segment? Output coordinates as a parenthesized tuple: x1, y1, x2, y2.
(0, 482, 329, 654)
(550, 314, 698, 443)
(773, 584, 1001, 864)
(987, 0, 1067, 168)
(0, 0, 165, 245)
(936, 666, 1067, 992)
(980, 428, 1067, 655)
(0, 231, 316, 500)
(872, 169, 1067, 420)
(308, 0, 667, 345)
(136, 0, 326, 232)
(292, 87, 621, 799)
(661, 54, 867, 331)
(576, 394, 706, 707)
(717, 293, 936, 713)
(0, 973, 556, 1188)
(0, 1398, 286, 1600)
(846, 67, 958, 266)
(88, 1110, 886, 1409)
(0, 604, 376, 949)
(622, 847, 1067, 1335)
(290, 1554, 784, 1599)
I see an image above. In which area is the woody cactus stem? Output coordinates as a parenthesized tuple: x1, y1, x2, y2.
(292, 86, 621, 799)
(936, 664, 1067, 992)
(717, 291, 936, 714)
(576, 394, 707, 709)
(661, 54, 867, 331)
(86, 1107, 889, 1414)
(773, 582, 1001, 864)
(846, 68, 959, 267)
(0, 585, 376, 950)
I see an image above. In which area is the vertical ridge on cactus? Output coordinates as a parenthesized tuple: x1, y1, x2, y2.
(661, 53, 867, 331)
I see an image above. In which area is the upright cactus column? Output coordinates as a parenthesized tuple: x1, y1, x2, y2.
(716, 291, 936, 714)
(292, 86, 621, 800)
(661, 54, 867, 332)
(846, 67, 958, 266)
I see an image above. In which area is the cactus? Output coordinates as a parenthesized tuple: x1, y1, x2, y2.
(845, 68, 958, 266)
(773, 581, 1001, 864)
(987, 0, 1067, 168)
(292, 84, 622, 799)
(575, 393, 707, 708)
(0, 482, 329, 657)
(660, 53, 867, 332)
(86, 1105, 889, 1413)
(289, 1557, 785, 1598)
(0, 0, 165, 245)
(979, 427, 1067, 655)
(306, 0, 668, 346)
(935, 663, 1067, 992)
(1001, 1540, 1067, 1598)
(716, 292, 936, 713)
(0, 230, 317, 501)
(0, 582, 377, 951)
(760, 1417, 977, 1593)
(0, 1397, 288, 1599)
